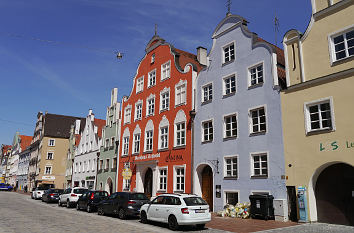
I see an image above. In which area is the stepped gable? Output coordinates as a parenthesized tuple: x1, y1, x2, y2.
(19, 135, 33, 151)
(43, 113, 84, 139)
(94, 119, 106, 139)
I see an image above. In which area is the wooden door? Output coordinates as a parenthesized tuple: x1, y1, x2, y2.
(144, 168, 153, 199)
(202, 166, 213, 211)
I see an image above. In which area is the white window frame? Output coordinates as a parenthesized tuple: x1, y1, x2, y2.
(151, 53, 155, 64)
(99, 160, 103, 170)
(105, 159, 109, 169)
(249, 105, 267, 134)
(328, 25, 354, 64)
(124, 106, 132, 124)
(174, 122, 186, 147)
(46, 152, 54, 160)
(248, 61, 264, 87)
(148, 69, 156, 88)
(136, 76, 144, 93)
(223, 113, 238, 138)
(223, 73, 236, 96)
(123, 178, 131, 191)
(133, 133, 141, 154)
(111, 137, 115, 147)
(87, 160, 90, 172)
(161, 60, 171, 81)
(105, 139, 109, 148)
(222, 41, 235, 64)
(175, 80, 187, 107)
(145, 130, 153, 152)
(250, 152, 269, 178)
(202, 82, 213, 103)
(173, 165, 186, 193)
(223, 190, 240, 206)
(135, 101, 143, 121)
(304, 97, 335, 134)
(92, 159, 96, 171)
(223, 155, 238, 178)
(44, 166, 52, 175)
(160, 88, 170, 112)
(112, 157, 117, 169)
(146, 95, 155, 117)
(158, 166, 168, 192)
(202, 119, 213, 143)
(159, 126, 169, 150)
(122, 136, 129, 156)
(48, 139, 55, 147)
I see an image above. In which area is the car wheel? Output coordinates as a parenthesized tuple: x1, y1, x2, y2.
(58, 200, 62, 207)
(41, 198, 44, 202)
(66, 200, 71, 208)
(140, 211, 148, 224)
(168, 215, 179, 231)
(196, 224, 205, 230)
(118, 208, 126, 219)
(87, 204, 92, 213)
(97, 207, 104, 216)
(76, 203, 80, 211)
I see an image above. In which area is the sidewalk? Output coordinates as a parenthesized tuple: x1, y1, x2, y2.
(206, 214, 298, 233)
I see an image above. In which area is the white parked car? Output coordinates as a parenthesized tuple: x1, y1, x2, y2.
(140, 194, 211, 231)
(31, 187, 48, 200)
(58, 187, 88, 208)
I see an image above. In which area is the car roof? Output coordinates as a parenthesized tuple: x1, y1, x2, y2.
(158, 193, 198, 198)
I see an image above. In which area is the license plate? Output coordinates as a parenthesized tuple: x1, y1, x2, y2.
(195, 209, 205, 213)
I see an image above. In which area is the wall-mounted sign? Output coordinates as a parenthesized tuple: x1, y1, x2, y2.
(134, 153, 160, 161)
(165, 154, 183, 162)
(319, 140, 354, 152)
(122, 168, 132, 179)
(85, 176, 95, 180)
(42, 176, 55, 180)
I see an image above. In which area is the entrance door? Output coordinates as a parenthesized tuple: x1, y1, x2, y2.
(315, 163, 354, 226)
(144, 168, 153, 199)
(287, 186, 298, 222)
(201, 166, 213, 211)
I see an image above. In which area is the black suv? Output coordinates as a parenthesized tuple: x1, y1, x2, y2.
(97, 192, 149, 219)
(76, 190, 109, 212)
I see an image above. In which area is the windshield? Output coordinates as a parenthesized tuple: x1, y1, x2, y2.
(94, 191, 108, 197)
(36, 187, 47, 190)
(130, 193, 149, 200)
(74, 189, 88, 194)
(51, 189, 64, 194)
(183, 197, 208, 206)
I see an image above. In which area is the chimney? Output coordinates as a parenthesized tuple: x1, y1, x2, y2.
(111, 88, 118, 105)
(197, 46, 207, 66)
(75, 120, 81, 134)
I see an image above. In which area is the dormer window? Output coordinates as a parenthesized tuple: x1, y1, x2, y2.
(223, 42, 235, 64)
(151, 53, 155, 63)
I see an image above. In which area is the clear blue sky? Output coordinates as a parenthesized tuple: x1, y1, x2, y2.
(0, 0, 311, 145)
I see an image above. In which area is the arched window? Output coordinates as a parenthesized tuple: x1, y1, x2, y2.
(122, 127, 130, 156)
(158, 116, 169, 150)
(144, 120, 154, 152)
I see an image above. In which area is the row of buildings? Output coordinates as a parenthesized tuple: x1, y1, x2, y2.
(1, 0, 353, 226)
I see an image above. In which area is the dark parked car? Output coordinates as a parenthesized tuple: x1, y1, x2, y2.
(76, 190, 109, 212)
(97, 192, 149, 219)
(41, 189, 64, 203)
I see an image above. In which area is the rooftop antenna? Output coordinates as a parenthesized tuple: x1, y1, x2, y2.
(226, 0, 232, 16)
(154, 24, 158, 36)
(274, 10, 280, 46)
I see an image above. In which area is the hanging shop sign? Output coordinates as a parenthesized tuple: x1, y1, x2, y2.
(122, 168, 132, 179)
(42, 176, 55, 180)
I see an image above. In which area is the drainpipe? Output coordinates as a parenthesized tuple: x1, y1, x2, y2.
(189, 110, 196, 194)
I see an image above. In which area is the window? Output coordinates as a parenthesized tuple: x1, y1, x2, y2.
(158, 168, 167, 191)
(305, 99, 333, 132)
(124, 107, 131, 124)
(133, 133, 140, 154)
(123, 178, 131, 191)
(122, 136, 130, 156)
(249, 64, 264, 86)
(161, 60, 171, 81)
(160, 90, 170, 111)
(202, 120, 213, 142)
(92, 159, 96, 171)
(224, 156, 238, 178)
(175, 83, 186, 106)
(175, 122, 186, 147)
(225, 192, 239, 206)
(252, 153, 268, 177)
(135, 102, 142, 120)
(223, 43, 235, 63)
(79, 162, 82, 172)
(151, 53, 155, 63)
(47, 152, 53, 160)
(83, 161, 86, 172)
(145, 130, 153, 152)
(45, 166, 52, 175)
(99, 160, 103, 170)
(111, 137, 115, 147)
(105, 139, 109, 148)
(148, 69, 156, 87)
(331, 29, 354, 62)
(223, 75, 236, 95)
(202, 83, 212, 102)
(75, 163, 78, 173)
(175, 167, 185, 192)
(160, 126, 168, 149)
(147, 97, 155, 116)
(250, 107, 266, 134)
(224, 114, 237, 138)
(48, 139, 55, 146)
(112, 157, 117, 169)
(87, 160, 90, 172)
(105, 159, 109, 169)
(136, 76, 144, 93)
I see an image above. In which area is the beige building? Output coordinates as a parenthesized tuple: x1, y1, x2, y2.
(282, 0, 354, 225)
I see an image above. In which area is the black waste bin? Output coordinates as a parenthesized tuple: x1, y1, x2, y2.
(249, 194, 274, 220)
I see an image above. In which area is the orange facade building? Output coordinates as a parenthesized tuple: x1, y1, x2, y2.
(117, 35, 203, 198)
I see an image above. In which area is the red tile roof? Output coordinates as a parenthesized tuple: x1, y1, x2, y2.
(94, 119, 106, 139)
(2, 145, 12, 155)
(19, 135, 33, 151)
(175, 48, 204, 72)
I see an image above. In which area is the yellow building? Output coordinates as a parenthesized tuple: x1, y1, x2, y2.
(281, 0, 354, 225)
(35, 113, 84, 189)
